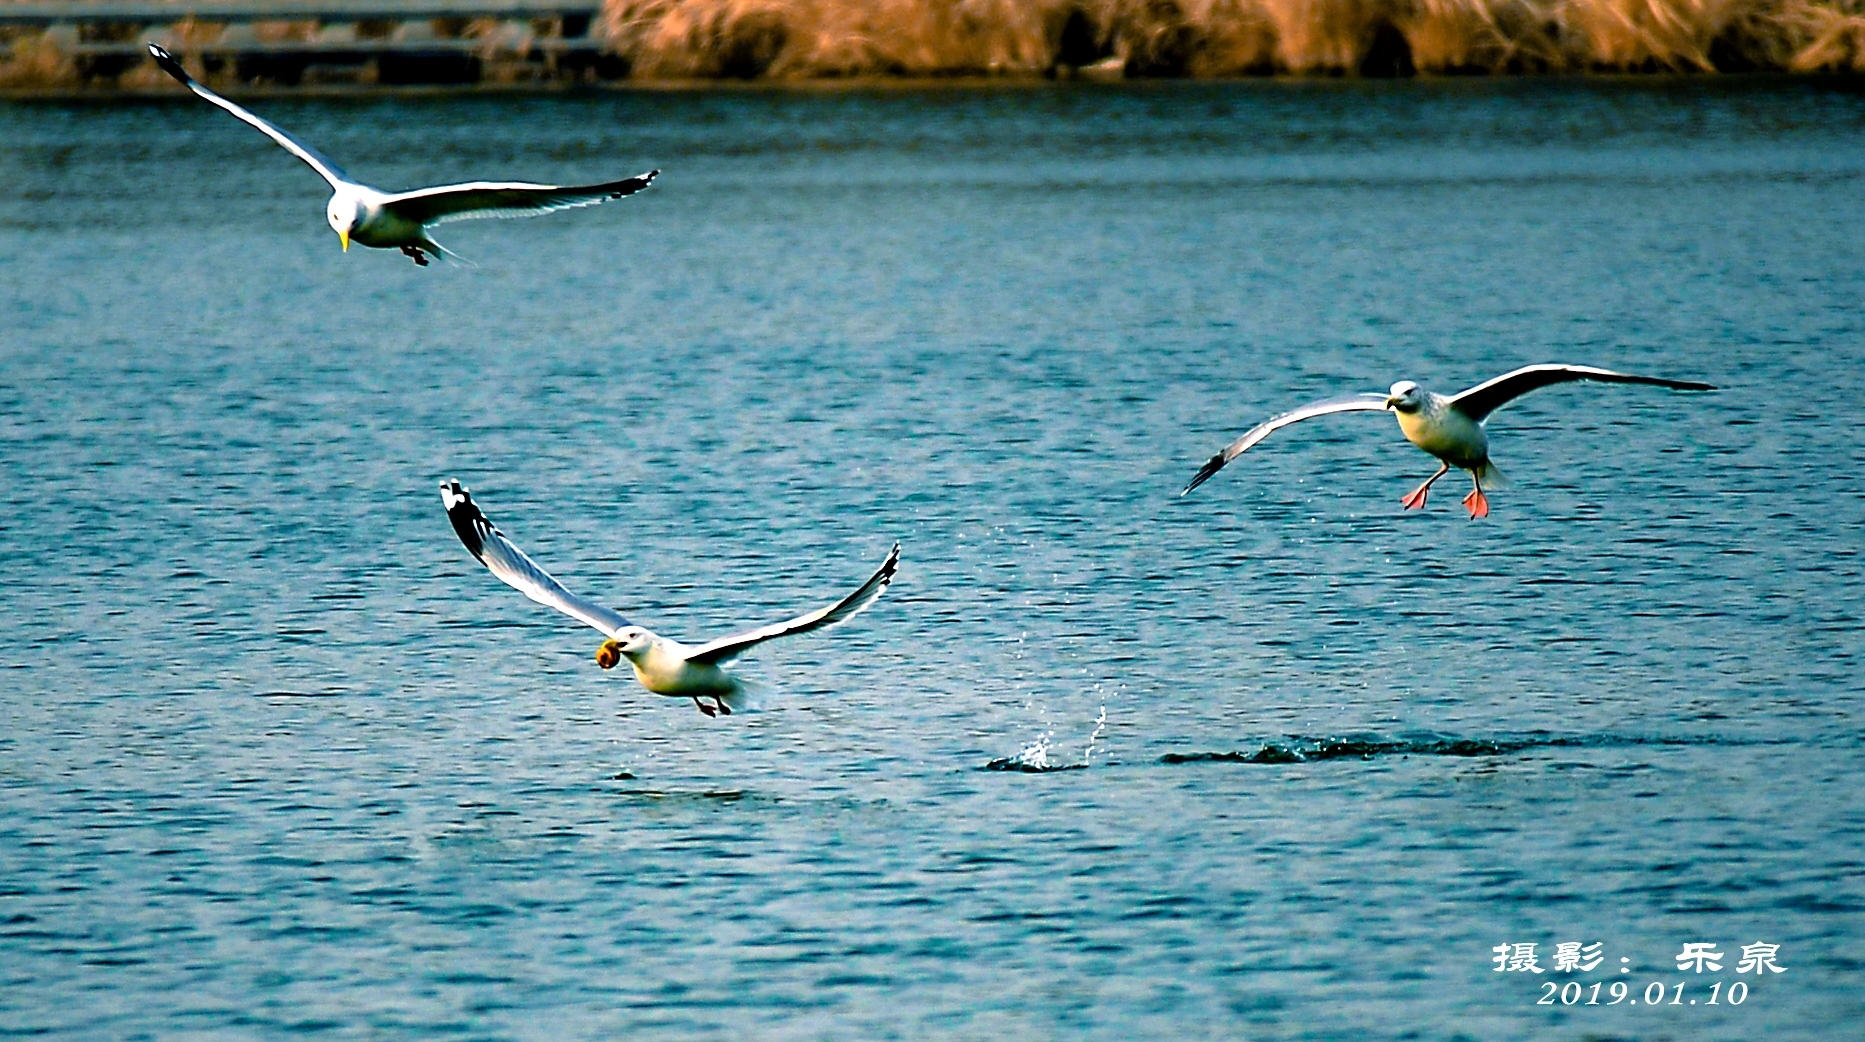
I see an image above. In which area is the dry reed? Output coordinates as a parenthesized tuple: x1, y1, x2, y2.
(9, 0, 1865, 87)
(594, 0, 1865, 75)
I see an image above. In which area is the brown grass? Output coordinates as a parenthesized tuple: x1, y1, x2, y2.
(0, 29, 78, 89)
(594, 0, 1865, 75)
(7, 0, 1865, 87)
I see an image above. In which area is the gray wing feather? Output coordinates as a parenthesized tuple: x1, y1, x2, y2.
(148, 44, 350, 189)
(382, 171, 659, 227)
(440, 480, 631, 638)
(687, 544, 901, 665)
(1451, 365, 1716, 423)
(1181, 394, 1391, 495)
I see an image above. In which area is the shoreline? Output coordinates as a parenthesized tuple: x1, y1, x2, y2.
(6, 68, 1865, 100)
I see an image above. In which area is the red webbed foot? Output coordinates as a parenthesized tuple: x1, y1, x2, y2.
(1462, 488, 1490, 519)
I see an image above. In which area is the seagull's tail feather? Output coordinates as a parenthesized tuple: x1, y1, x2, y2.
(424, 237, 475, 268)
(1474, 459, 1507, 489)
(722, 677, 768, 714)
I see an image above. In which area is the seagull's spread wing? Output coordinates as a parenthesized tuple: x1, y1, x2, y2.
(148, 44, 350, 190)
(1451, 364, 1717, 423)
(440, 480, 631, 638)
(379, 171, 659, 227)
(686, 544, 901, 666)
(1181, 394, 1391, 495)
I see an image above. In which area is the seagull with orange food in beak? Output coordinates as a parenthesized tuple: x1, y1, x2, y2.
(440, 481, 899, 717)
(148, 44, 657, 266)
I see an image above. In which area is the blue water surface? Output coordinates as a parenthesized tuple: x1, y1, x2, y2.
(1, 77, 1861, 1039)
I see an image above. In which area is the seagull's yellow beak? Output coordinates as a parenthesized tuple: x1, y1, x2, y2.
(596, 639, 623, 670)
(339, 229, 350, 252)
(1385, 396, 1402, 408)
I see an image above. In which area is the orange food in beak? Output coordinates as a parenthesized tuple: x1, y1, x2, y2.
(596, 640, 622, 669)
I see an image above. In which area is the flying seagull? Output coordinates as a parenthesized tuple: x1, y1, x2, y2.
(1181, 364, 1716, 518)
(440, 480, 899, 716)
(148, 44, 658, 266)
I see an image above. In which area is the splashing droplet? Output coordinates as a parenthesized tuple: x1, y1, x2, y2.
(1081, 705, 1107, 765)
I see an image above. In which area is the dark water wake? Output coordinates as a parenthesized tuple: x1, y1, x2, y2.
(1159, 731, 1801, 765)
(978, 731, 1802, 772)
(981, 756, 1090, 773)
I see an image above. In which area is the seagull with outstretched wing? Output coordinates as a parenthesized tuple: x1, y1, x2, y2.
(1182, 364, 1716, 518)
(149, 45, 658, 266)
(440, 480, 899, 716)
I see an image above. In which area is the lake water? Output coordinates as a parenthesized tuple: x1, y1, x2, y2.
(2, 77, 1862, 1039)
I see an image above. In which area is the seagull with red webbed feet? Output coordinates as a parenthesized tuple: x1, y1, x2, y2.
(1181, 364, 1715, 518)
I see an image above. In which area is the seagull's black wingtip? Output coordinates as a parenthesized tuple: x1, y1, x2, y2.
(606, 170, 661, 199)
(872, 542, 902, 584)
(1638, 377, 1716, 393)
(439, 479, 490, 563)
(147, 43, 193, 86)
(1181, 454, 1226, 497)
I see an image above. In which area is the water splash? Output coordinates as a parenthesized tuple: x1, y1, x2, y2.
(1012, 731, 1054, 770)
(985, 733, 1078, 773)
(983, 703, 1109, 773)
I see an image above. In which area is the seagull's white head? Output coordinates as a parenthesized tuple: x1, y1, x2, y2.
(596, 628, 655, 670)
(326, 196, 362, 252)
(1386, 381, 1424, 413)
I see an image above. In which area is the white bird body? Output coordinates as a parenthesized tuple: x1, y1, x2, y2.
(439, 480, 899, 716)
(150, 45, 658, 266)
(1183, 364, 1715, 517)
(1393, 391, 1487, 469)
(339, 190, 424, 252)
(618, 635, 737, 699)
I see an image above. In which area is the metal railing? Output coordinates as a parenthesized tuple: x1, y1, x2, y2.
(1, 0, 613, 82)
